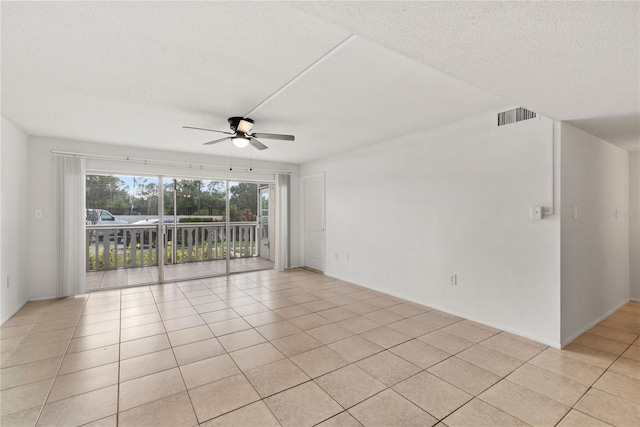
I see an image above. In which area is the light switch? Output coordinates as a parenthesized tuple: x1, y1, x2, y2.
(35, 210, 43, 219)
(573, 206, 578, 220)
(530, 206, 542, 220)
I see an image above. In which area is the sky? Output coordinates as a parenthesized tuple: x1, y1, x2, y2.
(115, 175, 242, 196)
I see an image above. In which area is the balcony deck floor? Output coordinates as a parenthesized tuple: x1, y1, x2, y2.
(87, 257, 275, 291)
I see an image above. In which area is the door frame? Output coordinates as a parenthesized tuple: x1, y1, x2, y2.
(258, 185, 271, 261)
(300, 172, 326, 272)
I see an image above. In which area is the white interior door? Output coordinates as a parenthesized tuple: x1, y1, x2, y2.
(303, 174, 325, 272)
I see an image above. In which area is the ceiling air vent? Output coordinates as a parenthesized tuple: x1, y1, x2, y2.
(497, 107, 537, 126)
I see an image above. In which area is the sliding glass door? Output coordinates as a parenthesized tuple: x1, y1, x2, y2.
(259, 186, 271, 261)
(85, 173, 274, 290)
(228, 181, 264, 274)
(163, 178, 228, 282)
(85, 174, 159, 291)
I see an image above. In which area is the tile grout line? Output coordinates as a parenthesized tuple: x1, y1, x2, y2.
(488, 329, 639, 427)
(305, 307, 550, 427)
(200, 275, 285, 425)
(115, 288, 123, 426)
(108, 283, 191, 419)
(159, 276, 260, 425)
(556, 338, 640, 427)
(449, 332, 569, 427)
(258, 292, 430, 424)
(160, 279, 202, 424)
(31, 296, 90, 427)
(95, 292, 640, 427)
(365, 327, 502, 425)
(176, 275, 343, 424)
(11, 275, 637, 427)
(426, 331, 546, 427)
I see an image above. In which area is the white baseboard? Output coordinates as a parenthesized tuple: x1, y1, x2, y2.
(560, 298, 630, 348)
(1, 299, 28, 325)
(28, 295, 58, 301)
(323, 272, 561, 348)
(1, 294, 65, 325)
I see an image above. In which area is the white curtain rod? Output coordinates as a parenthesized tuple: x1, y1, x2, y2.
(50, 150, 292, 174)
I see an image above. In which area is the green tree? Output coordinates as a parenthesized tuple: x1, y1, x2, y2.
(129, 177, 158, 215)
(163, 179, 227, 217)
(204, 181, 227, 216)
(229, 182, 257, 221)
(86, 175, 129, 214)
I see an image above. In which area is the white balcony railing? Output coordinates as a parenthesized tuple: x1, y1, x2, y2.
(86, 222, 258, 272)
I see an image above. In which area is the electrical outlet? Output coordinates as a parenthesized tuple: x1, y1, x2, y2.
(449, 274, 457, 285)
(6, 277, 10, 288)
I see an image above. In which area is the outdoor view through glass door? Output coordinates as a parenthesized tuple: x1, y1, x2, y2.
(85, 174, 160, 290)
(162, 178, 228, 282)
(258, 185, 275, 263)
(229, 182, 274, 274)
(85, 173, 274, 291)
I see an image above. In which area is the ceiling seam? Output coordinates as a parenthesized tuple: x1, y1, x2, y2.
(244, 34, 357, 118)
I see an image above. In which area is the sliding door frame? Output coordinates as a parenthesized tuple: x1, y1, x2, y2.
(85, 170, 276, 289)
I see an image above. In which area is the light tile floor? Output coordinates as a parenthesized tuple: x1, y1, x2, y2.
(1, 269, 639, 426)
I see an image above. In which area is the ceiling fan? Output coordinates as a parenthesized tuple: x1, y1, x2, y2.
(183, 117, 295, 150)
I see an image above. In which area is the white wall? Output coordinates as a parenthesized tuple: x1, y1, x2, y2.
(301, 113, 562, 346)
(630, 152, 640, 300)
(1, 116, 30, 323)
(560, 123, 630, 345)
(27, 137, 300, 300)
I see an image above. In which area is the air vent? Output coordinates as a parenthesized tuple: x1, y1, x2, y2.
(497, 107, 537, 126)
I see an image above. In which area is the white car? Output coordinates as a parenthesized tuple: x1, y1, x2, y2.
(86, 209, 128, 242)
(86, 209, 128, 226)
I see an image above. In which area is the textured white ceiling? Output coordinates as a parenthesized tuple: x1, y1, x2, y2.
(2, 1, 638, 164)
(293, 1, 640, 151)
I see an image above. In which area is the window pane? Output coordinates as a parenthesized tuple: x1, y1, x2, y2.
(85, 174, 159, 290)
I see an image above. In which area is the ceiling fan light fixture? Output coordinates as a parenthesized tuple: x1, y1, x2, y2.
(237, 119, 255, 133)
(232, 133, 250, 148)
(186, 116, 294, 150)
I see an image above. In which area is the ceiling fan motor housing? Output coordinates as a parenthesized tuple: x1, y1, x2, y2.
(228, 116, 254, 133)
(185, 116, 293, 150)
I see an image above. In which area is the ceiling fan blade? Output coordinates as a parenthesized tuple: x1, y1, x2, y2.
(183, 126, 234, 135)
(249, 137, 268, 150)
(203, 137, 230, 146)
(250, 132, 295, 141)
